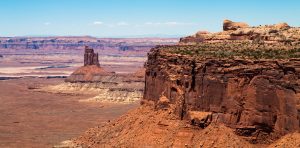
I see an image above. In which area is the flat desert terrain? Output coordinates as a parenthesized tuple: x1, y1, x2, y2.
(0, 77, 139, 147)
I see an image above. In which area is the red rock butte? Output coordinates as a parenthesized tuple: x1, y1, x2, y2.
(84, 46, 100, 67)
(65, 46, 112, 83)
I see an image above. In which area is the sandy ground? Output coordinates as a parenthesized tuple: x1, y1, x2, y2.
(0, 77, 139, 148)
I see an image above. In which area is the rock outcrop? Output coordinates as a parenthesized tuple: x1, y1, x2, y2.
(66, 46, 111, 82)
(64, 46, 144, 103)
(84, 46, 100, 66)
(180, 20, 300, 45)
(144, 25, 300, 141)
(223, 19, 249, 31)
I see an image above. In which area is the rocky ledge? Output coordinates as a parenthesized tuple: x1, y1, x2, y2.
(143, 33, 300, 142)
(180, 19, 300, 45)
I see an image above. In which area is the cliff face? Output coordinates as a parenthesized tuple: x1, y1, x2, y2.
(144, 21, 300, 137)
(143, 42, 300, 137)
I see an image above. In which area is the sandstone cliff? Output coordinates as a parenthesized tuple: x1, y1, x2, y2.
(144, 23, 300, 141)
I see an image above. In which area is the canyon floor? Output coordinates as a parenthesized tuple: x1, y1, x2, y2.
(0, 77, 139, 148)
(0, 38, 176, 148)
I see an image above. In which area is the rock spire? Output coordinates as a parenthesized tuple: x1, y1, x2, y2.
(84, 46, 100, 67)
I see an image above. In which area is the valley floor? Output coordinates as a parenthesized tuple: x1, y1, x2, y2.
(0, 78, 138, 148)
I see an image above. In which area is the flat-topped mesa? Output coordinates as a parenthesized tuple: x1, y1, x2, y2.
(84, 46, 100, 67)
(143, 21, 300, 142)
(180, 20, 299, 45)
(143, 44, 300, 142)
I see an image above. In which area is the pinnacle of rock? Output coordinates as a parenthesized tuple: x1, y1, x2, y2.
(84, 46, 100, 67)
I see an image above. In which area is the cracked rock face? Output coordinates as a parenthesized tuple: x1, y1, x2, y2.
(143, 44, 300, 136)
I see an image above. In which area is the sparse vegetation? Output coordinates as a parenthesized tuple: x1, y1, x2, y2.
(161, 42, 300, 59)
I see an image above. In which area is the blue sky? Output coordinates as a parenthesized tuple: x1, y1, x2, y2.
(0, 0, 299, 37)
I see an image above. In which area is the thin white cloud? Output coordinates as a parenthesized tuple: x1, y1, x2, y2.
(93, 21, 103, 25)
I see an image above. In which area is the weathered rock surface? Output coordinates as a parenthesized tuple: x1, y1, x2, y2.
(180, 20, 300, 45)
(223, 19, 249, 31)
(84, 46, 100, 66)
(70, 105, 253, 147)
(143, 43, 300, 141)
(58, 22, 300, 147)
(65, 65, 112, 82)
(63, 46, 144, 103)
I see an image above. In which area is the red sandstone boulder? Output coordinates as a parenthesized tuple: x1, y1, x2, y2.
(65, 46, 113, 82)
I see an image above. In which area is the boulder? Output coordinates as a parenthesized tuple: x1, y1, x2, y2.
(223, 19, 249, 31)
(156, 95, 170, 109)
(187, 111, 212, 128)
(274, 23, 290, 30)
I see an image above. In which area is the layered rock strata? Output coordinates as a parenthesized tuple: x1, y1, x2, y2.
(180, 20, 300, 45)
(64, 46, 144, 103)
(84, 46, 100, 66)
(0, 37, 178, 50)
(144, 21, 300, 140)
(143, 42, 300, 139)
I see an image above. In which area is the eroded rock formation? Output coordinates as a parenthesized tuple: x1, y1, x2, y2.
(223, 19, 249, 31)
(84, 46, 100, 66)
(64, 46, 144, 103)
(59, 21, 300, 147)
(144, 21, 300, 141)
(180, 19, 300, 45)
